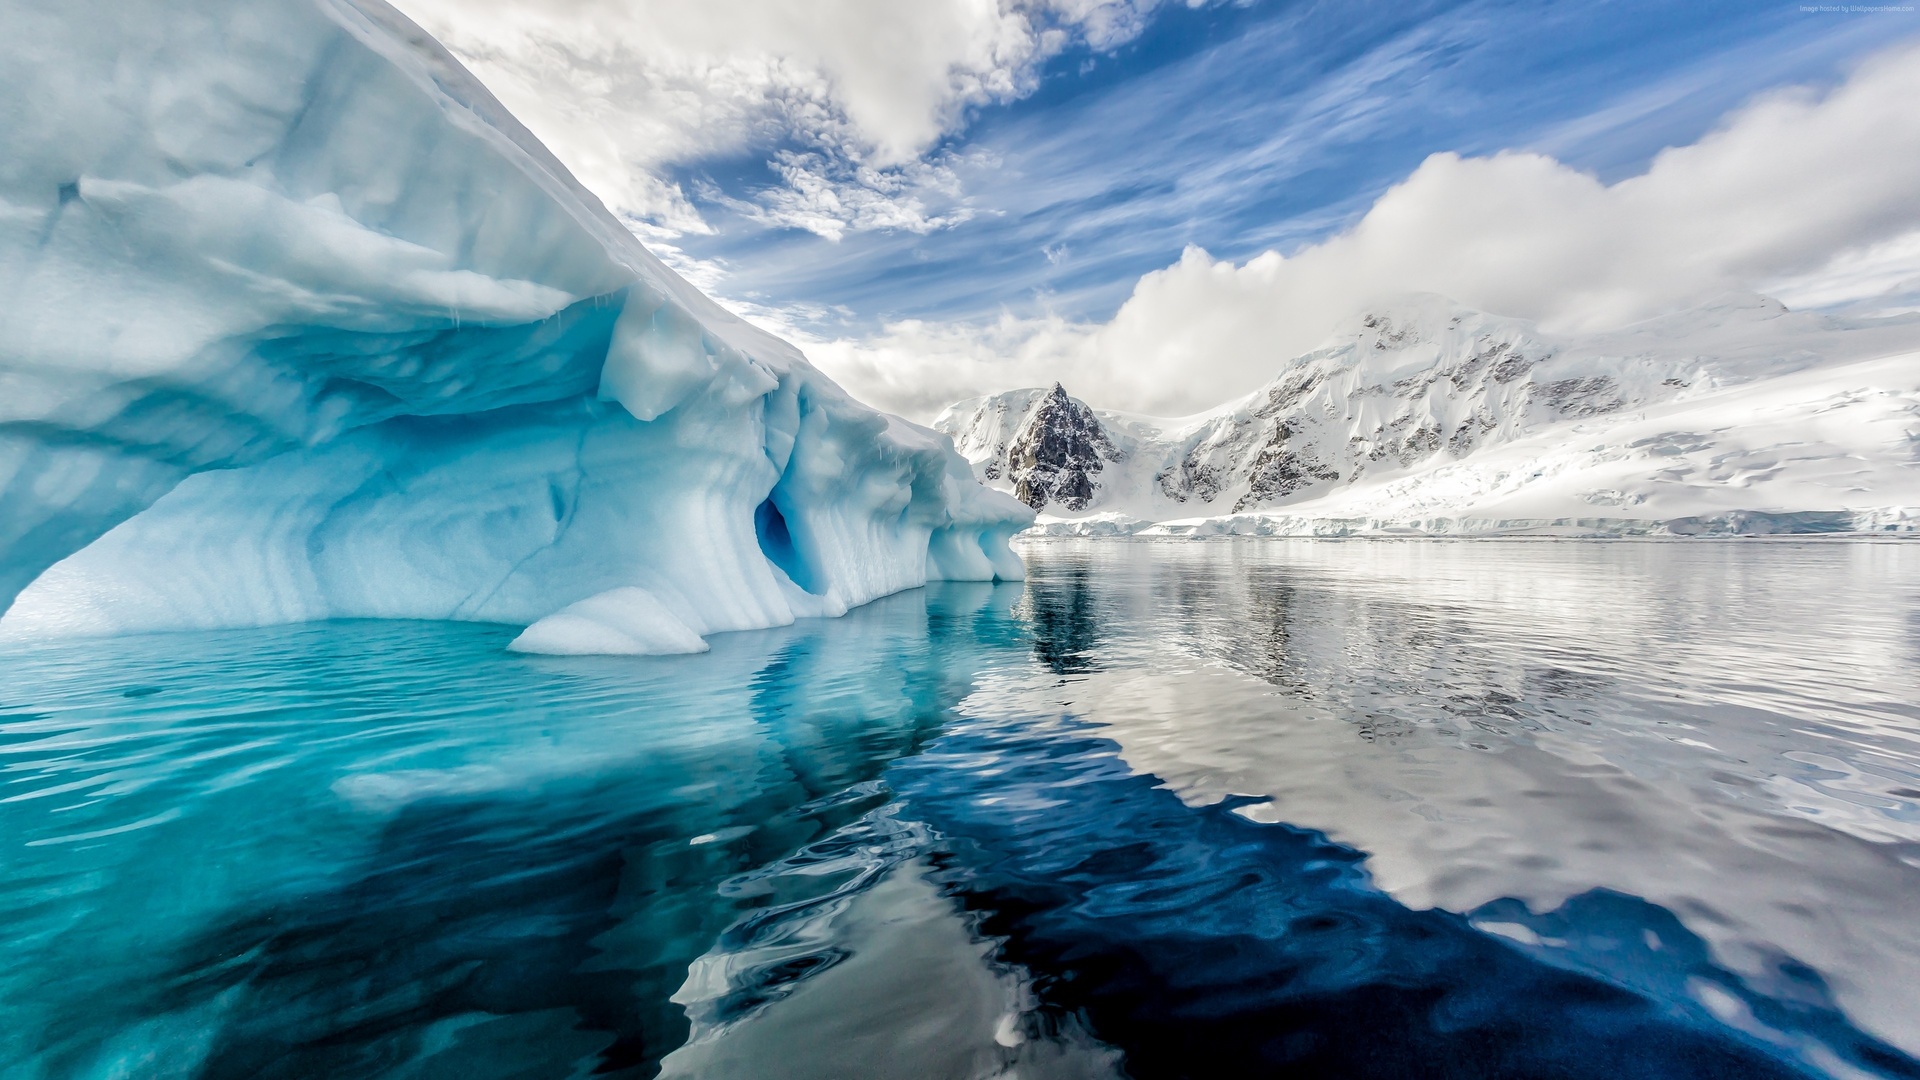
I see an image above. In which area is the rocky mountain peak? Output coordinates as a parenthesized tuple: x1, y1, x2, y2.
(1008, 383, 1121, 511)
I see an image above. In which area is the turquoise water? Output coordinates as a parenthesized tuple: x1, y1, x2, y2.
(2, 540, 1918, 1078)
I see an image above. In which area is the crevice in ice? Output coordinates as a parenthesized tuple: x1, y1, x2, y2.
(37, 180, 81, 245)
(756, 496, 821, 596)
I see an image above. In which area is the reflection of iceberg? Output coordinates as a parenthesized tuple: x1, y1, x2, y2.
(9, 583, 1036, 1077)
(0, 0, 1028, 651)
(662, 829, 1123, 1080)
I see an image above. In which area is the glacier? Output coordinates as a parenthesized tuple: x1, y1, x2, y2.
(938, 293, 1920, 538)
(0, 0, 1029, 652)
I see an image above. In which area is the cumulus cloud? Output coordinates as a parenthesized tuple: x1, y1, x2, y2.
(392, 0, 1195, 237)
(803, 40, 1920, 419)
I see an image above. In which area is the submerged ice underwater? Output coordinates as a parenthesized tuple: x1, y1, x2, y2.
(4, 541, 1920, 1078)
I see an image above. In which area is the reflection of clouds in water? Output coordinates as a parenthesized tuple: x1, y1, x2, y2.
(887, 691, 1910, 1079)
(1023, 539, 1920, 827)
(1012, 539, 1920, 1058)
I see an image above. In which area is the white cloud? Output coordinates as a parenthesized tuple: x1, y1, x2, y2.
(801, 40, 1920, 419)
(392, 0, 1197, 238)
(795, 313, 1100, 422)
(1767, 227, 1920, 315)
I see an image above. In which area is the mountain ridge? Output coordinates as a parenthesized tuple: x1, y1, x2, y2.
(934, 293, 1920, 535)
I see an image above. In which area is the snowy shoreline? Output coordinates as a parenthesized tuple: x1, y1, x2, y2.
(1017, 507, 1920, 540)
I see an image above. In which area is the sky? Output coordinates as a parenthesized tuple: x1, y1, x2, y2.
(394, 0, 1920, 419)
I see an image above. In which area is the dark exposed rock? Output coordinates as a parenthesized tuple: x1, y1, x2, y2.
(1448, 414, 1498, 457)
(1157, 458, 1224, 504)
(1253, 371, 1325, 419)
(1362, 313, 1418, 350)
(1451, 341, 1520, 388)
(1008, 384, 1119, 511)
(1491, 350, 1536, 383)
(1401, 426, 1442, 462)
(1535, 376, 1623, 418)
(1234, 422, 1341, 511)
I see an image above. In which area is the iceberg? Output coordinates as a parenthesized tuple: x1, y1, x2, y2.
(0, 0, 1030, 652)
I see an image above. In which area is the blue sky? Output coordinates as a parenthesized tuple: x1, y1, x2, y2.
(655, 0, 1908, 334)
(405, 0, 1920, 415)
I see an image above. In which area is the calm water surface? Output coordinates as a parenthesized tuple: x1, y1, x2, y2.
(2, 539, 1919, 1079)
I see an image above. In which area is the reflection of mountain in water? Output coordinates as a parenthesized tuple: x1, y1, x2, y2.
(1008, 540, 1920, 1070)
(1017, 555, 1106, 676)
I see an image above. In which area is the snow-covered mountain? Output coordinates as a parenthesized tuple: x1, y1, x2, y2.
(936, 293, 1920, 536)
(0, 0, 1029, 653)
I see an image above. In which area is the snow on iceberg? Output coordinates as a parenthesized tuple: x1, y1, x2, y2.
(0, 0, 1030, 651)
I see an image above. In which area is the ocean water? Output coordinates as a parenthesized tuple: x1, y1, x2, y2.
(2, 539, 1919, 1079)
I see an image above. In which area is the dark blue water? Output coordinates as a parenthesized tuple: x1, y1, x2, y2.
(3, 540, 1919, 1078)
